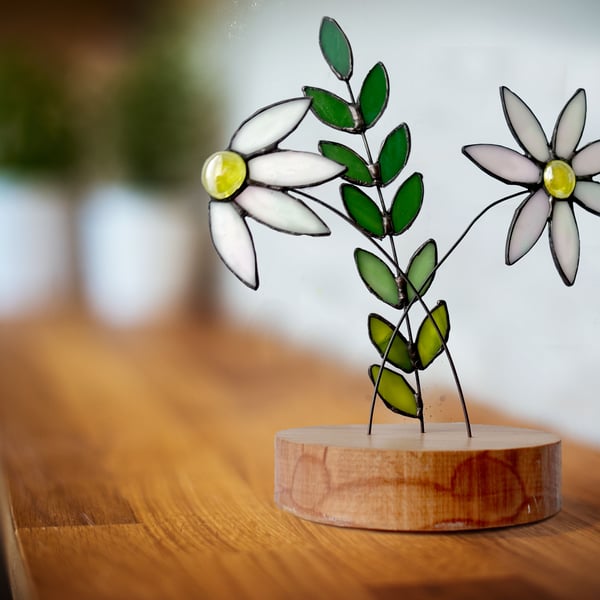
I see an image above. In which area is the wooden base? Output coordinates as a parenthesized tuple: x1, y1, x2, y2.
(275, 423, 561, 531)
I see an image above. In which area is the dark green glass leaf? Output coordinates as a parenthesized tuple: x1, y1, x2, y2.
(319, 17, 353, 81)
(358, 62, 389, 128)
(391, 172, 424, 235)
(406, 239, 437, 304)
(341, 184, 384, 237)
(416, 301, 450, 369)
(369, 365, 418, 417)
(354, 249, 400, 307)
(319, 141, 374, 186)
(378, 124, 410, 186)
(368, 313, 414, 372)
(303, 87, 355, 131)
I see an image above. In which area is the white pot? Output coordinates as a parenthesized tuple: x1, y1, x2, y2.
(0, 176, 72, 319)
(80, 184, 201, 327)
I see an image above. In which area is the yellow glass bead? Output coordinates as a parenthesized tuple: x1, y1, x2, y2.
(543, 160, 576, 199)
(202, 151, 247, 200)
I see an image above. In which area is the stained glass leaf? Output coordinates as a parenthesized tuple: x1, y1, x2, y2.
(319, 17, 353, 81)
(406, 239, 437, 304)
(354, 249, 400, 307)
(368, 313, 414, 373)
(416, 301, 450, 369)
(390, 172, 424, 235)
(378, 124, 410, 186)
(359, 62, 389, 129)
(319, 141, 374, 186)
(341, 184, 384, 237)
(303, 87, 356, 131)
(369, 365, 418, 417)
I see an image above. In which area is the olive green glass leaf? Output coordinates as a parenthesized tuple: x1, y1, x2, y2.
(369, 365, 418, 417)
(341, 184, 384, 237)
(303, 87, 356, 131)
(390, 172, 424, 235)
(358, 62, 389, 129)
(319, 141, 374, 186)
(368, 313, 414, 372)
(319, 17, 353, 81)
(406, 239, 437, 304)
(354, 248, 400, 307)
(416, 300, 450, 369)
(378, 124, 410, 187)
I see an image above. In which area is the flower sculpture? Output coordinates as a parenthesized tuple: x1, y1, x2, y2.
(201, 97, 345, 289)
(463, 87, 600, 285)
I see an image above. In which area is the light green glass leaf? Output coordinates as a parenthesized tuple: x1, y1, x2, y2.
(391, 172, 424, 235)
(378, 124, 410, 186)
(359, 62, 389, 128)
(303, 87, 355, 131)
(368, 313, 414, 373)
(406, 239, 437, 304)
(319, 141, 374, 186)
(319, 17, 353, 81)
(341, 184, 384, 237)
(416, 301, 450, 369)
(369, 365, 418, 417)
(354, 249, 400, 307)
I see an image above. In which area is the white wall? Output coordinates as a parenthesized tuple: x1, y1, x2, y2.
(203, 0, 600, 445)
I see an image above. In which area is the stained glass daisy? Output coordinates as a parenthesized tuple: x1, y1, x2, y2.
(463, 87, 600, 285)
(201, 97, 345, 289)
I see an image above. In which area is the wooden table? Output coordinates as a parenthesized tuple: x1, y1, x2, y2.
(1, 315, 599, 599)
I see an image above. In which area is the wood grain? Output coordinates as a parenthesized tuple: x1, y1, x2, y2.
(275, 424, 561, 530)
(0, 314, 599, 599)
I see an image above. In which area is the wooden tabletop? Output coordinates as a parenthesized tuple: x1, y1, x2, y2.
(1, 314, 599, 600)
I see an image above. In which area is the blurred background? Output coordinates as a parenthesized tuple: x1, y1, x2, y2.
(1, 0, 600, 444)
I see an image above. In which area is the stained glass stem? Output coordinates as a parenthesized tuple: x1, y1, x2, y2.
(405, 313, 425, 433)
(294, 190, 459, 434)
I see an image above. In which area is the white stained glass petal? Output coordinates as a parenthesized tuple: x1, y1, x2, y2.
(574, 181, 600, 215)
(209, 202, 258, 289)
(463, 144, 540, 185)
(553, 89, 586, 160)
(248, 151, 346, 188)
(571, 140, 600, 176)
(501, 87, 550, 163)
(506, 189, 551, 265)
(236, 186, 329, 235)
(549, 201, 580, 286)
(229, 98, 311, 156)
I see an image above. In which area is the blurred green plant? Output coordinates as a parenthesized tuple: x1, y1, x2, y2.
(110, 23, 216, 191)
(0, 52, 78, 177)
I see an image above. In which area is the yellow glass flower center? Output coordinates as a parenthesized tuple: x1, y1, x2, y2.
(543, 160, 576, 199)
(201, 151, 247, 200)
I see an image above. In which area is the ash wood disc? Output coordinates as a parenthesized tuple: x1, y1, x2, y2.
(274, 423, 561, 531)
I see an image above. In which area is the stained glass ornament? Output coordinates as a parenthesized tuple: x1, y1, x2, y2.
(198, 14, 570, 533)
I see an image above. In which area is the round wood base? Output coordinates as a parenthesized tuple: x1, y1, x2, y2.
(274, 423, 561, 531)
